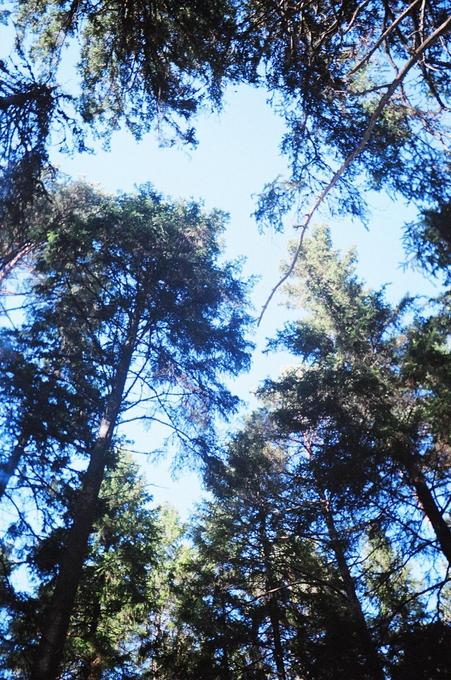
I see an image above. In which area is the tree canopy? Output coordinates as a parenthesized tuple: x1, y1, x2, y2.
(0, 3, 450, 679)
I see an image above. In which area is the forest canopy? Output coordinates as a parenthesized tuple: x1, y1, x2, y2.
(0, 2, 450, 679)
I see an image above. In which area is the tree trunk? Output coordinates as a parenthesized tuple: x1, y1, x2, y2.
(0, 243, 35, 287)
(79, 574, 104, 680)
(219, 598, 233, 680)
(320, 494, 385, 680)
(259, 512, 287, 680)
(0, 432, 30, 499)
(404, 455, 451, 564)
(31, 309, 140, 680)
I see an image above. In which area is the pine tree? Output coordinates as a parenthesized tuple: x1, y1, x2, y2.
(2, 453, 166, 678)
(0, 182, 251, 679)
(262, 227, 450, 565)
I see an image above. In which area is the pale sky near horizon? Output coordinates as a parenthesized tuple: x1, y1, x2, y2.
(0, 13, 442, 517)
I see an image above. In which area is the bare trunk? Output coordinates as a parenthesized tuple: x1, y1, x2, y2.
(320, 493, 385, 680)
(404, 455, 451, 564)
(0, 432, 30, 499)
(0, 243, 35, 287)
(31, 311, 140, 680)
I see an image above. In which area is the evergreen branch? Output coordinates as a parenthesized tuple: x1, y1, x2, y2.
(347, 0, 422, 76)
(258, 12, 451, 325)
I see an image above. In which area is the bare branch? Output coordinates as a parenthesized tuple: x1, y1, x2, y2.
(258, 12, 451, 323)
(348, 0, 422, 77)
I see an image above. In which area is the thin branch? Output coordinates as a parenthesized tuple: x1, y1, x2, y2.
(258, 13, 451, 324)
(348, 0, 421, 77)
(257, 224, 308, 325)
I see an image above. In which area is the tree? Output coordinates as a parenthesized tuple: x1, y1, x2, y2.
(5, 1, 449, 274)
(262, 226, 450, 565)
(2, 453, 167, 678)
(248, 0, 450, 252)
(162, 414, 387, 679)
(1, 182, 251, 679)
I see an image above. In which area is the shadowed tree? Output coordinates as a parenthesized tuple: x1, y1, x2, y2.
(1, 182, 251, 679)
(262, 226, 450, 565)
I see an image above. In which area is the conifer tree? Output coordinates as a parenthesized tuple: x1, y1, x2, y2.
(262, 227, 450, 564)
(0, 182, 251, 679)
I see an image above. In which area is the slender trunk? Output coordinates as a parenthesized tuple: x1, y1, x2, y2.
(0, 243, 35, 287)
(320, 493, 385, 680)
(219, 598, 233, 680)
(404, 455, 451, 564)
(0, 432, 30, 499)
(79, 574, 104, 680)
(31, 310, 140, 680)
(259, 512, 287, 680)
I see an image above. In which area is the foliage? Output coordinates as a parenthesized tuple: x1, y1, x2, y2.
(0, 4, 450, 678)
(261, 228, 450, 564)
(2, 454, 165, 677)
(404, 203, 451, 283)
(0, 181, 252, 678)
(2, 1, 448, 239)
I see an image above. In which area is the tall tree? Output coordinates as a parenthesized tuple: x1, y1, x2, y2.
(157, 413, 382, 679)
(2, 453, 165, 678)
(3, 182, 251, 679)
(262, 226, 450, 564)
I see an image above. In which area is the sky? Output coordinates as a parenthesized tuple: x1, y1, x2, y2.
(0, 12, 441, 517)
(46, 83, 442, 518)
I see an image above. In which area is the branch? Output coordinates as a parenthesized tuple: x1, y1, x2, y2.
(258, 12, 451, 324)
(257, 224, 308, 325)
(348, 0, 422, 76)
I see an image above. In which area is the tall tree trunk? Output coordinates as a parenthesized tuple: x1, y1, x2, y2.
(404, 454, 451, 564)
(219, 598, 233, 680)
(31, 308, 140, 680)
(79, 571, 104, 680)
(259, 512, 287, 680)
(319, 493, 385, 680)
(0, 432, 30, 499)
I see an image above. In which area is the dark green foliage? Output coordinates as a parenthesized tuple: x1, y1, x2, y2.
(261, 228, 450, 563)
(1, 454, 165, 677)
(3, 1, 448, 238)
(390, 622, 451, 680)
(0, 56, 54, 225)
(0, 181, 251, 678)
(248, 0, 450, 226)
(0, 4, 450, 678)
(404, 203, 451, 283)
(15, 0, 246, 139)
